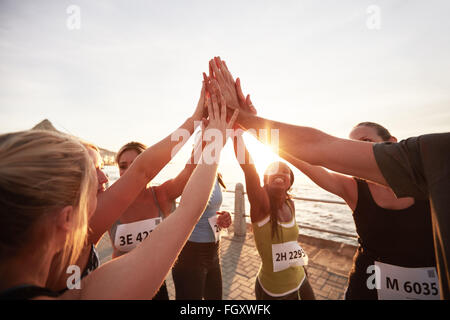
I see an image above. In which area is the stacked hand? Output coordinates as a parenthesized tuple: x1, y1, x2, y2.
(204, 91, 239, 146)
(204, 57, 257, 116)
(193, 57, 256, 145)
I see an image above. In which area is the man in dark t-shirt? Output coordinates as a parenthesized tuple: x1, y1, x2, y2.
(373, 133, 450, 300)
(236, 110, 450, 299)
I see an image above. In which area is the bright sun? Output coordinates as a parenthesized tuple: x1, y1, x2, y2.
(241, 132, 282, 177)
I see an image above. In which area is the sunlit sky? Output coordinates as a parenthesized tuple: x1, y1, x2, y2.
(1, 0, 450, 183)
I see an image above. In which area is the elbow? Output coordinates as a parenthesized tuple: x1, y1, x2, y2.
(133, 153, 154, 182)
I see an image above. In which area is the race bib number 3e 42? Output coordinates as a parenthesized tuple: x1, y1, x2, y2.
(374, 261, 440, 300)
(114, 217, 162, 252)
(272, 241, 308, 272)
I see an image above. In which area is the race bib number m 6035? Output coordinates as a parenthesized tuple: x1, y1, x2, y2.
(374, 261, 440, 300)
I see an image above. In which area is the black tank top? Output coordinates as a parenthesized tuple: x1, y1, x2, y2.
(346, 178, 435, 300)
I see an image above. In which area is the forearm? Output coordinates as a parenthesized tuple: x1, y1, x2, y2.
(281, 151, 349, 198)
(135, 116, 198, 181)
(88, 117, 198, 244)
(237, 113, 330, 165)
(237, 112, 388, 186)
(164, 140, 203, 200)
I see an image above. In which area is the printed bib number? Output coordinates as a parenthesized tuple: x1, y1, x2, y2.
(272, 241, 308, 272)
(375, 261, 440, 300)
(208, 216, 228, 242)
(114, 217, 162, 252)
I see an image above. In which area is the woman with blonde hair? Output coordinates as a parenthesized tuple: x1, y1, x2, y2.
(46, 81, 209, 291)
(0, 92, 238, 299)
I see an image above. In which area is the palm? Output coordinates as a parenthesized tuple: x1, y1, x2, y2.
(206, 57, 257, 115)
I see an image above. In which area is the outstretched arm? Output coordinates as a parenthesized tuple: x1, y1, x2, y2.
(89, 83, 207, 244)
(153, 124, 207, 214)
(63, 93, 239, 300)
(233, 132, 269, 223)
(239, 114, 387, 188)
(207, 57, 387, 187)
(280, 152, 358, 211)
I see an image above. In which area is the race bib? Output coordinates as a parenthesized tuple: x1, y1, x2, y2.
(374, 261, 440, 300)
(114, 217, 162, 252)
(208, 216, 228, 243)
(272, 241, 308, 272)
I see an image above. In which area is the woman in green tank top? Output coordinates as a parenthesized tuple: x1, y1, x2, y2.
(233, 132, 315, 300)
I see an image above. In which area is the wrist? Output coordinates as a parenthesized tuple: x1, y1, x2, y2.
(185, 116, 201, 133)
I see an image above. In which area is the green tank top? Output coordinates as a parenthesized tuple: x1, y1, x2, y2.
(252, 202, 306, 297)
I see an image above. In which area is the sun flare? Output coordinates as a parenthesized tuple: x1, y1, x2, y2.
(241, 132, 282, 178)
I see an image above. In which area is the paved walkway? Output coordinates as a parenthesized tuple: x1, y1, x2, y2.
(97, 227, 356, 300)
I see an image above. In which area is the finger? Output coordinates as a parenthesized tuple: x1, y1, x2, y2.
(203, 72, 208, 82)
(198, 81, 206, 111)
(220, 95, 226, 121)
(214, 56, 222, 68)
(209, 59, 216, 77)
(207, 96, 214, 121)
(210, 59, 225, 83)
(209, 61, 214, 78)
(209, 78, 222, 97)
(236, 78, 246, 104)
(227, 109, 239, 129)
(246, 95, 257, 114)
(222, 61, 235, 83)
(200, 81, 206, 97)
(211, 94, 220, 121)
(219, 58, 233, 84)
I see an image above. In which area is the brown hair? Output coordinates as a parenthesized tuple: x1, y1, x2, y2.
(0, 130, 96, 277)
(116, 141, 147, 164)
(355, 122, 392, 142)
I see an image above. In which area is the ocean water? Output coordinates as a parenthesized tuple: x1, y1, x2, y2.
(103, 163, 358, 245)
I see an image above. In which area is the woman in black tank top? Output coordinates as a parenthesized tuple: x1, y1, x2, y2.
(346, 178, 434, 299)
(284, 122, 437, 299)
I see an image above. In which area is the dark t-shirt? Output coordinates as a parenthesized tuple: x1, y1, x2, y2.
(373, 132, 450, 299)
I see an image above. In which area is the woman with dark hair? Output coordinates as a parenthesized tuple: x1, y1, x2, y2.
(108, 140, 200, 300)
(232, 132, 315, 300)
(281, 122, 436, 300)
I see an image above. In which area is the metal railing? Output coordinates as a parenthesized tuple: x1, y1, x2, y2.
(227, 183, 358, 239)
(176, 183, 357, 239)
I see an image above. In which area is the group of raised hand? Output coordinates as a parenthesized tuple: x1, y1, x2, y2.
(198, 57, 257, 137)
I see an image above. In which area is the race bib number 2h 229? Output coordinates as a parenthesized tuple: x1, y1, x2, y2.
(272, 241, 308, 273)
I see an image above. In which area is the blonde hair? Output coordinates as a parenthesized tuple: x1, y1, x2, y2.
(0, 130, 96, 278)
